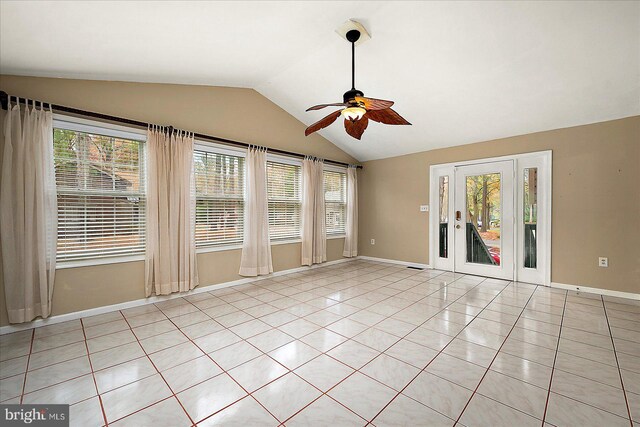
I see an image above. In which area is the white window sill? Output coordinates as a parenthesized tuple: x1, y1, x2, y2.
(56, 254, 145, 269)
(57, 235, 347, 269)
(270, 238, 302, 246)
(197, 244, 243, 253)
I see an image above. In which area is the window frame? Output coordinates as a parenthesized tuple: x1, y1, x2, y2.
(266, 155, 303, 243)
(53, 115, 148, 268)
(323, 164, 348, 238)
(193, 142, 246, 252)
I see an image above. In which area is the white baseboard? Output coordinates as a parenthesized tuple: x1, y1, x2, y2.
(549, 282, 640, 301)
(357, 256, 431, 270)
(358, 256, 639, 301)
(355, 258, 639, 301)
(0, 257, 354, 336)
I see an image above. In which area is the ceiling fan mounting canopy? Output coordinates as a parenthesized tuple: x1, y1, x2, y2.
(304, 22, 411, 140)
(345, 29, 361, 44)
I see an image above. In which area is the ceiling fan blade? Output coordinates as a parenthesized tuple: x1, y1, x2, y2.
(305, 110, 342, 136)
(344, 116, 369, 140)
(306, 102, 348, 112)
(354, 96, 394, 111)
(366, 108, 412, 125)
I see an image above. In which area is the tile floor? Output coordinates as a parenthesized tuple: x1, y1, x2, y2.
(0, 260, 639, 426)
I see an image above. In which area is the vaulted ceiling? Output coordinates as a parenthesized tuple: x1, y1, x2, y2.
(1, 1, 638, 161)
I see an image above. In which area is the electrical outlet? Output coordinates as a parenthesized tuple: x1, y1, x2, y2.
(598, 257, 608, 268)
(370, 239, 375, 245)
(420, 205, 429, 212)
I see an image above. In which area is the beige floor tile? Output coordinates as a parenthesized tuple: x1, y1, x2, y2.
(403, 371, 472, 420)
(177, 373, 247, 423)
(253, 373, 321, 421)
(361, 353, 420, 391)
(285, 395, 365, 427)
(477, 370, 547, 419)
(374, 394, 454, 427)
(545, 392, 630, 427)
(196, 396, 278, 426)
(328, 372, 396, 421)
(459, 394, 540, 427)
(426, 352, 486, 390)
(111, 397, 191, 427)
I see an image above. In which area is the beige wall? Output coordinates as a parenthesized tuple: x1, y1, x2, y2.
(359, 116, 640, 294)
(0, 75, 356, 326)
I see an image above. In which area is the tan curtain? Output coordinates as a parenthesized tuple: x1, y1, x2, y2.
(239, 147, 272, 276)
(1, 98, 57, 323)
(301, 157, 326, 266)
(145, 126, 198, 297)
(343, 165, 358, 257)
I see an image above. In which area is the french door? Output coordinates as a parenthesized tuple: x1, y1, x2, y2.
(430, 152, 551, 285)
(453, 161, 514, 280)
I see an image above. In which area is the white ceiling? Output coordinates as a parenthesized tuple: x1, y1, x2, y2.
(1, 1, 638, 161)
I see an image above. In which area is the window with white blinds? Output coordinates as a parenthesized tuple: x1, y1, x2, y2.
(324, 169, 347, 235)
(53, 127, 146, 261)
(267, 161, 302, 241)
(194, 150, 245, 247)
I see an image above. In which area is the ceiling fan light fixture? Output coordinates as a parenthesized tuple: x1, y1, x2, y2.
(304, 21, 411, 139)
(341, 106, 366, 121)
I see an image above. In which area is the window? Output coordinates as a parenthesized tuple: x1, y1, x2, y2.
(523, 167, 538, 268)
(194, 150, 245, 247)
(324, 169, 347, 235)
(267, 161, 301, 241)
(438, 175, 449, 258)
(54, 126, 145, 261)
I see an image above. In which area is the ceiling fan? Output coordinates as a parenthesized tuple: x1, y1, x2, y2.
(305, 27, 411, 140)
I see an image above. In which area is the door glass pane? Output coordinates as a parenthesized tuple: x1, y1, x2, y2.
(465, 173, 501, 265)
(439, 176, 449, 258)
(524, 168, 538, 268)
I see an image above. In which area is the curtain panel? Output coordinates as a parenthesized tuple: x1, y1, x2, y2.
(239, 147, 273, 276)
(343, 165, 358, 257)
(1, 98, 57, 323)
(145, 126, 198, 296)
(301, 157, 326, 266)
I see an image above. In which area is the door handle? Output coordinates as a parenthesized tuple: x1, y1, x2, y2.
(455, 210, 462, 221)
(456, 224, 461, 229)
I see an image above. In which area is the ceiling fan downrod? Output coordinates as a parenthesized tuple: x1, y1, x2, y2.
(344, 29, 364, 104)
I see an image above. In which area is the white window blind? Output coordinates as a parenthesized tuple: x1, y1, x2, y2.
(324, 170, 347, 235)
(194, 150, 245, 247)
(267, 161, 302, 241)
(54, 127, 146, 261)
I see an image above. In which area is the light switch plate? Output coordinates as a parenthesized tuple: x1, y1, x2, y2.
(420, 205, 429, 212)
(598, 257, 608, 267)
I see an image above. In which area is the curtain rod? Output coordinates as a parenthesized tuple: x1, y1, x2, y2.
(0, 91, 362, 169)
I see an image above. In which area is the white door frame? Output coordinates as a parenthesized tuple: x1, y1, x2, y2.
(429, 150, 552, 285)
